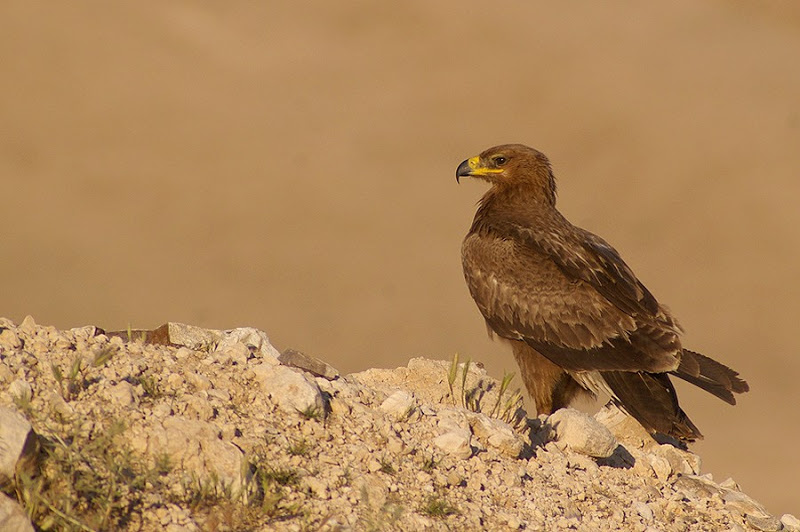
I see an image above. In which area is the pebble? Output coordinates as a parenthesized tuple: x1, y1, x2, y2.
(7, 380, 32, 402)
(108, 381, 135, 406)
(279, 348, 340, 379)
(433, 429, 473, 459)
(782, 514, 800, 532)
(468, 412, 524, 457)
(379, 390, 416, 419)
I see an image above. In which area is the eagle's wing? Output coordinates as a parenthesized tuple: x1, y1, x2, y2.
(462, 220, 682, 374)
(516, 222, 660, 319)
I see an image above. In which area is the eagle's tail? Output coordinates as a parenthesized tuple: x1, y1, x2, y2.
(671, 349, 750, 405)
(601, 350, 748, 442)
(602, 370, 703, 441)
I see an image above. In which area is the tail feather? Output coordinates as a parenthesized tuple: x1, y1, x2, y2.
(602, 370, 702, 441)
(601, 349, 748, 442)
(671, 349, 749, 405)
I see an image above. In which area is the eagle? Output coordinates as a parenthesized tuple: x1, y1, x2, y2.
(456, 144, 748, 441)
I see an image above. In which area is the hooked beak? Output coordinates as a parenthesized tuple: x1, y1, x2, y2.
(455, 156, 503, 183)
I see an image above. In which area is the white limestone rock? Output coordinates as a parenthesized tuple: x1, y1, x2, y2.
(433, 429, 473, 460)
(251, 363, 325, 416)
(468, 412, 524, 458)
(217, 327, 281, 361)
(0, 493, 34, 532)
(379, 390, 416, 419)
(0, 408, 35, 485)
(146, 416, 244, 493)
(547, 408, 617, 458)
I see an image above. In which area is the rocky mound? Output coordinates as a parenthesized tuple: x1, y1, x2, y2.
(0, 317, 795, 531)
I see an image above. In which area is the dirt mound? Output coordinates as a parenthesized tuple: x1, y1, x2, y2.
(1, 317, 795, 531)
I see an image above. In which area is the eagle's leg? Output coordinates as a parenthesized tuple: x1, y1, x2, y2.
(510, 341, 588, 415)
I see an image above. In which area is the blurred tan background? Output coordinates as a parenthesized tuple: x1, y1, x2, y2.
(2, 0, 798, 515)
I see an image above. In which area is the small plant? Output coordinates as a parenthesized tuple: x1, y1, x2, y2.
(459, 358, 471, 408)
(420, 495, 458, 518)
(336, 467, 353, 488)
(287, 438, 311, 457)
(447, 353, 460, 405)
(261, 466, 299, 487)
(152, 452, 172, 475)
(378, 457, 396, 476)
(91, 345, 117, 367)
(490, 371, 526, 427)
(50, 354, 86, 401)
(11, 388, 33, 417)
(446, 353, 525, 428)
(421, 455, 439, 473)
(447, 353, 478, 409)
(137, 374, 162, 400)
(298, 404, 322, 421)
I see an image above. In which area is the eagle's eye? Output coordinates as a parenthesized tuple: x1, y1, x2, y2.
(493, 156, 507, 166)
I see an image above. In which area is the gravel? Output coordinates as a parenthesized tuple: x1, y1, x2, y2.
(0, 316, 793, 531)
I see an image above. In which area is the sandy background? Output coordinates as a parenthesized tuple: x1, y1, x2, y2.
(2, 1, 798, 515)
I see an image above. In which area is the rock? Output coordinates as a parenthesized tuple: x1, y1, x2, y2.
(47, 390, 74, 417)
(0, 317, 780, 531)
(356, 474, 388, 510)
(367, 458, 382, 473)
(186, 372, 212, 391)
(118, 322, 221, 350)
(0, 493, 34, 532)
(673, 474, 724, 501)
(651, 444, 700, 476)
(182, 394, 215, 421)
(468, 412, 524, 457)
(108, 381, 135, 406)
(69, 325, 98, 340)
(437, 408, 470, 432)
(433, 429, 473, 459)
(213, 340, 251, 366)
(217, 327, 281, 361)
(547, 408, 617, 458)
(7, 380, 32, 403)
(146, 416, 244, 492)
(781, 514, 800, 532)
(379, 390, 416, 419)
(0, 365, 13, 386)
(0, 328, 22, 351)
(723, 490, 770, 518)
(594, 403, 653, 449)
(251, 364, 325, 416)
(0, 408, 36, 485)
(646, 454, 672, 481)
(746, 514, 783, 532)
(17, 315, 37, 334)
(633, 501, 654, 522)
(279, 348, 340, 379)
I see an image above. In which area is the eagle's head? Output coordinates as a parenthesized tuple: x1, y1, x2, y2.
(456, 144, 557, 205)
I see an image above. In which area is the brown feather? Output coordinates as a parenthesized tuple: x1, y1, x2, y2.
(458, 144, 748, 441)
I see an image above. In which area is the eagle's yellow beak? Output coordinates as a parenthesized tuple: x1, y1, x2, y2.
(456, 156, 503, 182)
